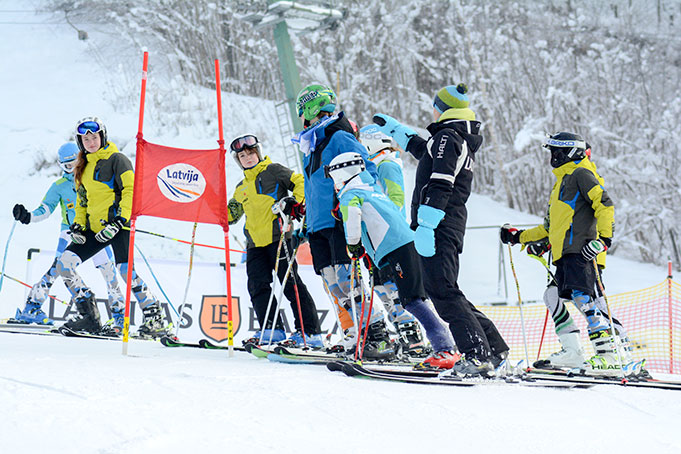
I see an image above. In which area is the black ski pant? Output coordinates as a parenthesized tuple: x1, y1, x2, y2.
(246, 239, 321, 335)
(420, 224, 508, 360)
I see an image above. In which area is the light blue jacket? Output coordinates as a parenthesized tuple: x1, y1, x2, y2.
(374, 153, 406, 217)
(31, 172, 77, 230)
(337, 170, 413, 265)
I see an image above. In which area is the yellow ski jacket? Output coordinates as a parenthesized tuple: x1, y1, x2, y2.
(228, 156, 305, 248)
(74, 142, 134, 233)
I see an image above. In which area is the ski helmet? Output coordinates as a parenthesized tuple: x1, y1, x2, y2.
(75, 117, 107, 152)
(359, 124, 395, 161)
(296, 84, 337, 123)
(230, 134, 263, 170)
(324, 152, 365, 191)
(542, 132, 587, 168)
(57, 142, 79, 174)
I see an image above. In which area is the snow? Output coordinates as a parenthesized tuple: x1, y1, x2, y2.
(1, 4, 680, 453)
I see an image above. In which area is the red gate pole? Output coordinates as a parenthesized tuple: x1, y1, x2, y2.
(123, 51, 149, 355)
(668, 260, 674, 374)
(215, 59, 235, 357)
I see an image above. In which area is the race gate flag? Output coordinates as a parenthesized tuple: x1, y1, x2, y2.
(131, 140, 228, 225)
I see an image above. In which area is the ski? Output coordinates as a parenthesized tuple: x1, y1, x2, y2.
(160, 335, 200, 348)
(58, 326, 121, 340)
(524, 367, 681, 391)
(328, 361, 589, 388)
(0, 325, 61, 336)
(244, 343, 276, 358)
(198, 339, 246, 352)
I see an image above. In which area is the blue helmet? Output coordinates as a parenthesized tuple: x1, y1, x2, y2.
(57, 142, 79, 173)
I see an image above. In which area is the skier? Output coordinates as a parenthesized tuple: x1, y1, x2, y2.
(55, 117, 171, 337)
(326, 152, 456, 367)
(11, 142, 123, 326)
(227, 134, 323, 348)
(500, 132, 628, 376)
(358, 125, 430, 356)
(292, 83, 395, 360)
(373, 83, 509, 376)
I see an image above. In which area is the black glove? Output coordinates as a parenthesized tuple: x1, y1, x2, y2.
(69, 223, 87, 245)
(12, 204, 31, 224)
(500, 223, 524, 245)
(228, 198, 244, 224)
(600, 237, 612, 249)
(526, 239, 551, 257)
(582, 239, 608, 262)
(276, 196, 305, 221)
(347, 242, 365, 259)
(95, 216, 126, 243)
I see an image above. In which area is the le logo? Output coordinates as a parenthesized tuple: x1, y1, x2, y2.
(199, 295, 241, 343)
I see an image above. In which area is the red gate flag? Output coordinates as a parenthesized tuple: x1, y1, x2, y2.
(131, 140, 228, 227)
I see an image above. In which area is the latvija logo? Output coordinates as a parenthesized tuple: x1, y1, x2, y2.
(157, 163, 206, 203)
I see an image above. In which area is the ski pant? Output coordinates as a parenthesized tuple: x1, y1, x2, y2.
(421, 223, 508, 360)
(56, 229, 157, 311)
(246, 240, 321, 335)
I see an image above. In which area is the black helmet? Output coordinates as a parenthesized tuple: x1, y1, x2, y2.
(543, 132, 587, 168)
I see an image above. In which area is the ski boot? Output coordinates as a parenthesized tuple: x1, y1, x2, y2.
(359, 320, 396, 361)
(13, 301, 54, 325)
(581, 330, 624, 376)
(279, 330, 325, 349)
(416, 350, 460, 371)
(534, 332, 585, 369)
(61, 294, 101, 334)
(445, 354, 494, 378)
(136, 303, 171, 339)
(100, 305, 125, 337)
(326, 327, 358, 355)
(395, 321, 430, 358)
(242, 329, 286, 347)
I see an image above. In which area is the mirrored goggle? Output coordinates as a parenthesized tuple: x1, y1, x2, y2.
(77, 121, 102, 135)
(230, 135, 258, 152)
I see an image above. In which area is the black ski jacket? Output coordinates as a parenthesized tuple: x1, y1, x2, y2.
(406, 117, 483, 252)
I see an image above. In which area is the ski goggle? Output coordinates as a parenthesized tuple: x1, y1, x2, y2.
(59, 160, 77, 173)
(230, 135, 259, 152)
(76, 121, 103, 136)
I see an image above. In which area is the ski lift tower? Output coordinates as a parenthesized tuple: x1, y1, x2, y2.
(238, 1, 344, 172)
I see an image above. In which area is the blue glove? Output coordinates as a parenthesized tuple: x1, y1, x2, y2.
(373, 113, 418, 151)
(413, 205, 445, 257)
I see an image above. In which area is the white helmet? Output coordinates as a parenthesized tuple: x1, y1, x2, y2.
(325, 152, 365, 191)
(229, 134, 263, 170)
(359, 124, 395, 161)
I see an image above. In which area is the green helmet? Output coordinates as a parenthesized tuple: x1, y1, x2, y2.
(296, 84, 337, 122)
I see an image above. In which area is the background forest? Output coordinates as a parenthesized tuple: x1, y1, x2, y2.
(47, 0, 681, 266)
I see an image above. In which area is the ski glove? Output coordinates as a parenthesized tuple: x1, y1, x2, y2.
(12, 204, 31, 224)
(95, 217, 126, 243)
(581, 238, 609, 262)
(275, 196, 305, 221)
(347, 242, 365, 259)
(228, 198, 244, 224)
(414, 205, 445, 257)
(526, 239, 551, 257)
(69, 223, 87, 245)
(372, 114, 418, 151)
(500, 224, 524, 245)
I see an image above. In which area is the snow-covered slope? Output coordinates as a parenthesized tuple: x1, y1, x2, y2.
(1, 5, 679, 454)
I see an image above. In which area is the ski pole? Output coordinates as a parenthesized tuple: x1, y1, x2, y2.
(0, 221, 17, 294)
(507, 244, 530, 369)
(593, 259, 626, 379)
(0, 270, 67, 304)
(536, 309, 550, 362)
(263, 211, 290, 346)
(347, 258, 361, 359)
(527, 253, 554, 361)
(175, 222, 198, 337)
(358, 258, 376, 361)
(135, 228, 245, 254)
(354, 259, 367, 361)
(279, 216, 307, 349)
(134, 244, 179, 318)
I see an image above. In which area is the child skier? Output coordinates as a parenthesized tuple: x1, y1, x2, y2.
(292, 83, 394, 360)
(55, 117, 170, 338)
(358, 125, 429, 356)
(11, 142, 123, 326)
(500, 132, 627, 376)
(325, 152, 456, 366)
(373, 84, 509, 376)
(227, 134, 323, 348)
